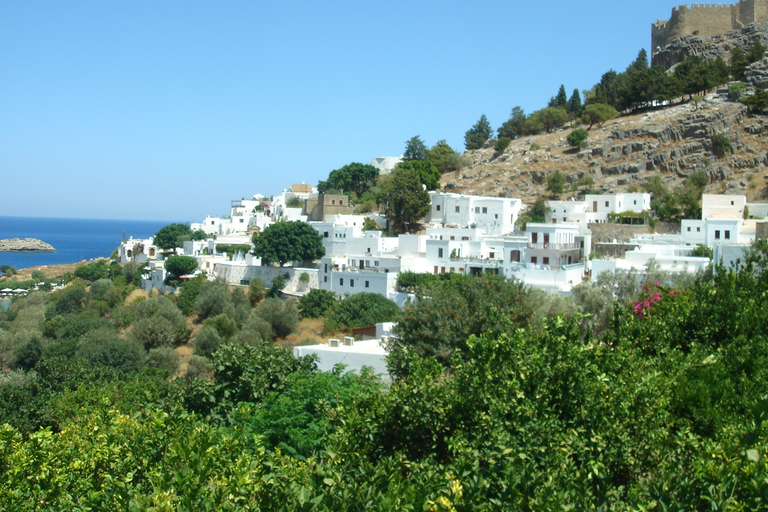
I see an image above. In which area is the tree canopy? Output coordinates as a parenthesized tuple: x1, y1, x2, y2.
(153, 223, 192, 251)
(394, 160, 441, 191)
(251, 221, 325, 266)
(403, 135, 427, 161)
(464, 114, 492, 150)
(317, 162, 379, 197)
(378, 165, 431, 234)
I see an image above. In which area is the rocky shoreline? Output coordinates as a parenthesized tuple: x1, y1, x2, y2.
(0, 238, 56, 252)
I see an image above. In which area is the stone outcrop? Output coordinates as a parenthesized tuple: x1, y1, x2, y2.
(440, 91, 768, 205)
(0, 238, 56, 252)
(652, 21, 768, 70)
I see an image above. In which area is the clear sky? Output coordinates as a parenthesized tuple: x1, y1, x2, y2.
(2, 0, 680, 222)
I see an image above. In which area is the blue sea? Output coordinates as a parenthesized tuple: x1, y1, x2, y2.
(0, 216, 176, 271)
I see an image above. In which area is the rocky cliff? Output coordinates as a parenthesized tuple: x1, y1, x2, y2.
(0, 238, 56, 252)
(442, 90, 768, 206)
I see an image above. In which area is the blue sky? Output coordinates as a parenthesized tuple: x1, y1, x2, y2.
(2, 1, 680, 222)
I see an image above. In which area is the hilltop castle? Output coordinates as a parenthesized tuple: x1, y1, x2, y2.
(652, 0, 768, 50)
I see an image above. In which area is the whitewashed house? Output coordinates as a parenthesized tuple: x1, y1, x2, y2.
(428, 192, 523, 235)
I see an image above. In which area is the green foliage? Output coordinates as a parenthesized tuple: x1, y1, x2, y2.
(30, 270, 46, 281)
(77, 331, 147, 374)
(394, 160, 441, 191)
(153, 223, 192, 251)
(147, 346, 180, 375)
(215, 244, 252, 260)
(389, 273, 536, 378)
(711, 133, 733, 157)
(378, 165, 431, 234)
(190, 228, 208, 240)
(194, 325, 223, 359)
(255, 298, 299, 339)
(11, 337, 42, 371)
(361, 217, 378, 231)
(690, 244, 713, 259)
(517, 196, 548, 229)
(248, 277, 266, 306)
(73, 260, 109, 281)
(202, 313, 238, 341)
(581, 103, 618, 128)
(324, 293, 399, 333)
(396, 271, 440, 292)
(464, 114, 492, 150)
(741, 87, 768, 113)
(567, 87, 582, 115)
(177, 274, 206, 315)
(285, 196, 303, 208)
(493, 136, 511, 154)
(298, 289, 337, 319)
(132, 295, 189, 347)
(546, 169, 566, 196)
(317, 162, 379, 197)
(252, 221, 325, 266)
(195, 279, 234, 320)
(497, 106, 527, 139)
(536, 106, 568, 132)
(403, 135, 427, 161)
(0, 265, 16, 276)
(549, 84, 568, 108)
(163, 255, 198, 284)
(426, 139, 466, 174)
(266, 274, 289, 298)
(497, 105, 526, 139)
(566, 128, 589, 149)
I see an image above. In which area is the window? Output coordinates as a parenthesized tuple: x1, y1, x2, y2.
(324, 231, 329, 238)
(462, 236, 469, 241)
(340, 278, 344, 285)
(375, 261, 379, 266)
(450, 236, 455, 240)
(450, 267, 455, 272)
(324, 263, 328, 272)
(332, 200, 335, 205)
(563, 217, 566, 222)
(495, 214, 498, 219)
(240, 218, 244, 223)
(531, 256, 538, 264)
(489, 252, 495, 259)
(731, 200, 735, 205)
(531, 232, 538, 244)
(715, 230, 721, 239)
(436, 204, 441, 211)
(324, 276, 328, 283)
(455, 206, 460, 213)
(475, 207, 480, 213)
(365, 280, 369, 288)
(350, 279, 354, 288)
(482, 207, 487, 213)
(697, 227, 701, 232)
(441, 267, 446, 274)
(543, 257, 550, 265)
(605, 201, 609, 207)
(687, 227, 691, 232)
(634, 200, 637, 205)
(438, 248, 444, 258)
(725, 230, 731, 239)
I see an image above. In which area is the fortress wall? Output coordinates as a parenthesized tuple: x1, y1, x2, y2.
(652, 1, 768, 49)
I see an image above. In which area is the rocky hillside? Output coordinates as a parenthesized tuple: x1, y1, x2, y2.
(442, 91, 768, 205)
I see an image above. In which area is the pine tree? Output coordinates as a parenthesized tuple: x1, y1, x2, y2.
(464, 114, 492, 151)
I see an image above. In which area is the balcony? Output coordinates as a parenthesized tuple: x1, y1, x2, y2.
(527, 242, 581, 251)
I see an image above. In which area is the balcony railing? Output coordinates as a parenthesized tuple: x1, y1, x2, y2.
(527, 242, 581, 250)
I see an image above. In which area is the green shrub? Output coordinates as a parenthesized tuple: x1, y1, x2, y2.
(298, 289, 337, 319)
(194, 325, 223, 359)
(202, 314, 238, 341)
(147, 346, 180, 375)
(255, 298, 299, 339)
(324, 293, 399, 332)
(494, 137, 511, 154)
(566, 128, 589, 149)
(248, 278, 266, 306)
(711, 133, 733, 156)
(185, 355, 212, 380)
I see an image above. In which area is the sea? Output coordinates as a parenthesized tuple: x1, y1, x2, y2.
(0, 216, 175, 310)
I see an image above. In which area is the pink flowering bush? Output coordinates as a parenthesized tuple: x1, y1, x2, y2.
(631, 281, 681, 319)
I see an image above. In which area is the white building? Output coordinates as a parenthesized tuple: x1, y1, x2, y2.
(371, 156, 402, 175)
(428, 192, 523, 235)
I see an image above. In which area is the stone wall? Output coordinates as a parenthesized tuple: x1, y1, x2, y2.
(652, 0, 768, 52)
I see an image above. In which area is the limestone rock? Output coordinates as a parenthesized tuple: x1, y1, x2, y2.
(0, 238, 56, 252)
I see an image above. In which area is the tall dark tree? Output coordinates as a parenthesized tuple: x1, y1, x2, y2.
(426, 139, 460, 174)
(395, 160, 441, 191)
(567, 88, 582, 115)
(378, 166, 431, 234)
(464, 114, 493, 150)
(403, 136, 428, 161)
(497, 106, 526, 139)
(549, 84, 568, 109)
